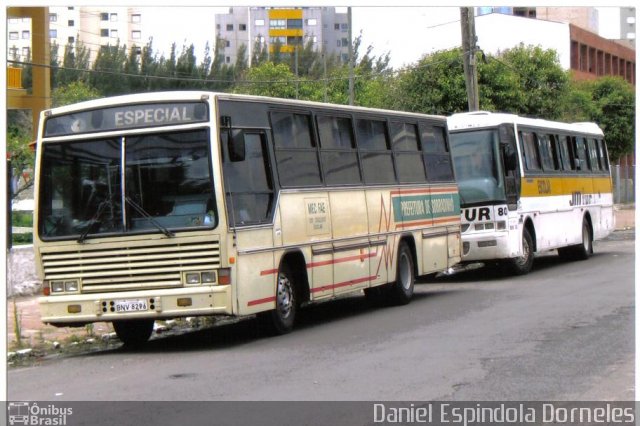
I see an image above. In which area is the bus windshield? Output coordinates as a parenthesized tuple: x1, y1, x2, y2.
(449, 129, 506, 206)
(39, 128, 216, 240)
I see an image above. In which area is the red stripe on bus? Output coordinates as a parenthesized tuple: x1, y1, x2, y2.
(259, 252, 376, 276)
(311, 275, 376, 293)
(247, 296, 276, 307)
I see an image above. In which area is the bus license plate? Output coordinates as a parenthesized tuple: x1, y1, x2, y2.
(114, 299, 148, 313)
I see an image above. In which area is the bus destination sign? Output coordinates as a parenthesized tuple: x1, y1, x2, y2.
(44, 102, 209, 137)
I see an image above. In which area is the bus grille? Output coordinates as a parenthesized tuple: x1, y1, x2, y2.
(40, 238, 221, 293)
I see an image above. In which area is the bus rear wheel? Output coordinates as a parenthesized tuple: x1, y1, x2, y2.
(388, 241, 415, 305)
(558, 218, 592, 261)
(508, 228, 534, 275)
(112, 319, 154, 346)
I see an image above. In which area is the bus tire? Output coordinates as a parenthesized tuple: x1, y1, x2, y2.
(559, 218, 592, 261)
(388, 241, 415, 305)
(264, 263, 298, 335)
(508, 228, 534, 275)
(112, 319, 154, 346)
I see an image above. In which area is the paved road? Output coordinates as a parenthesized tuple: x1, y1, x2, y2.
(8, 234, 634, 403)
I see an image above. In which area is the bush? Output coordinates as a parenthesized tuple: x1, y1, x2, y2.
(12, 233, 33, 245)
(12, 211, 33, 228)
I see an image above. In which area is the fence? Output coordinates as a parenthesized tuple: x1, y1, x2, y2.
(612, 164, 635, 204)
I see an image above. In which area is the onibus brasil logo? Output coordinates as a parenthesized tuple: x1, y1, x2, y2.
(8, 402, 73, 425)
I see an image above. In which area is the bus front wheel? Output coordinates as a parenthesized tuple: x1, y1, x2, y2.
(112, 319, 154, 346)
(508, 228, 534, 275)
(263, 264, 298, 335)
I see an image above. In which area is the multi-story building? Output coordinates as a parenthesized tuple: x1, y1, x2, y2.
(619, 7, 636, 47)
(7, 6, 145, 64)
(214, 7, 350, 65)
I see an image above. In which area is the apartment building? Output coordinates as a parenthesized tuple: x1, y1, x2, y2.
(215, 7, 350, 65)
(7, 6, 145, 64)
(619, 7, 636, 47)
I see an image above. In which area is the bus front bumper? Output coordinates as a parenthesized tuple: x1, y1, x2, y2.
(461, 230, 515, 262)
(39, 285, 233, 325)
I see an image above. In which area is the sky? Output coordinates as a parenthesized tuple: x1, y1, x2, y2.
(141, 6, 623, 69)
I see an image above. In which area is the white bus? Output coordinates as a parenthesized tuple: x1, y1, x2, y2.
(35, 92, 461, 344)
(448, 112, 614, 275)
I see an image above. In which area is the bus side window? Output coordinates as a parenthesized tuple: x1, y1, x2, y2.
(317, 115, 361, 185)
(221, 131, 274, 226)
(538, 133, 560, 171)
(559, 136, 575, 171)
(420, 123, 454, 182)
(573, 137, 590, 171)
(271, 111, 322, 187)
(598, 139, 610, 171)
(587, 138, 601, 171)
(356, 118, 396, 184)
(391, 121, 426, 183)
(519, 130, 542, 171)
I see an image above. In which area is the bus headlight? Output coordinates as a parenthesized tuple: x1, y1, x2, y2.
(185, 272, 202, 285)
(64, 280, 79, 292)
(183, 271, 218, 285)
(51, 281, 65, 293)
(201, 272, 216, 283)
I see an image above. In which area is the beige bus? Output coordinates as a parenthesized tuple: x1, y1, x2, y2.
(35, 92, 461, 345)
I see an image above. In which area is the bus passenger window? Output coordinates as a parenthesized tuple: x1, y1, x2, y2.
(317, 115, 361, 185)
(391, 122, 425, 183)
(519, 131, 541, 171)
(597, 140, 609, 171)
(587, 138, 601, 171)
(573, 137, 590, 171)
(356, 118, 395, 184)
(421, 124, 454, 182)
(559, 136, 575, 171)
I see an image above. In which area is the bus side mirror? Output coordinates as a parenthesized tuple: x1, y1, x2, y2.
(502, 144, 517, 171)
(228, 130, 246, 162)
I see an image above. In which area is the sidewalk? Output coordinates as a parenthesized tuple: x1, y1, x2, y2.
(6, 206, 636, 355)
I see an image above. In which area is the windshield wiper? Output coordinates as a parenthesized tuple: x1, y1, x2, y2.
(124, 196, 175, 238)
(77, 199, 112, 243)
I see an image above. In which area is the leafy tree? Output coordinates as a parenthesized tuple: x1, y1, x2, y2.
(238, 62, 296, 98)
(251, 40, 269, 67)
(52, 81, 101, 107)
(91, 43, 129, 95)
(56, 41, 91, 87)
(569, 77, 635, 161)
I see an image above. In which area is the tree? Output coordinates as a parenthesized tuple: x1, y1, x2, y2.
(238, 62, 296, 98)
(51, 81, 101, 107)
(91, 43, 129, 95)
(569, 77, 635, 161)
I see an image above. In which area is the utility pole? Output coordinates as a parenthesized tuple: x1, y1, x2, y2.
(460, 7, 479, 111)
(348, 6, 355, 105)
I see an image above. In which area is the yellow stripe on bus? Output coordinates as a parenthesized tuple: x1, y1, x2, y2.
(520, 176, 612, 197)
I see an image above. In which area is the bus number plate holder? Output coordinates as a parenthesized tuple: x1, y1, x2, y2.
(114, 299, 149, 313)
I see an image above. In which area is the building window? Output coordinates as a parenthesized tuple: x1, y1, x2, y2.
(306, 18, 317, 26)
(287, 19, 302, 29)
(341, 38, 349, 47)
(9, 48, 18, 57)
(255, 19, 265, 26)
(49, 29, 57, 38)
(68, 20, 75, 27)
(132, 14, 141, 23)
(101, 13, 109, 21)
(22, 30, 30, 39)
(132, 30, 141, 39)
(341, 23, 349, 31)
(226, 56, 231, 63)
(225, 40, 231, 47)
(627, 17, 636, 24)
(270, 19, 286, 29)
(216, 24, 220, 30)
(22, 47, 30, 58)
(226, 24, 234, 31)
(101, 29, 109, 37)
(9, 18, 20, 24)
(9, 32, 19, 40)
(110, 13, 118, 22)
(239, 24, 247, 31)
(111, 29, 118, 38)
(334, 23, 340, 30)
(68, 6, 74, 10)
(68, 36, 75, 43)
(50, 13, 57, 22)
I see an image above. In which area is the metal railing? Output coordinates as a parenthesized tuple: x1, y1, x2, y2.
(612, 164, 636, 204)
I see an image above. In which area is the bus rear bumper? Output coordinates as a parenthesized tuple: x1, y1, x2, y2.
(39, 285, 233, 325)
(461, 231, 514, 262)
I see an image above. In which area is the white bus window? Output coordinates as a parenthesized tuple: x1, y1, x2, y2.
(559, 136, 575, 171)
(587, 138, 601, 171)
(597, 140, 609, 171)
(573, 137, 590, 171)
(520, 131, 542, 171)
(538, 134, 560, 171)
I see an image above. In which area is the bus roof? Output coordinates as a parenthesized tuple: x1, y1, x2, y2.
(43, 91, 446, 122)
(447, 111, 603, 136)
